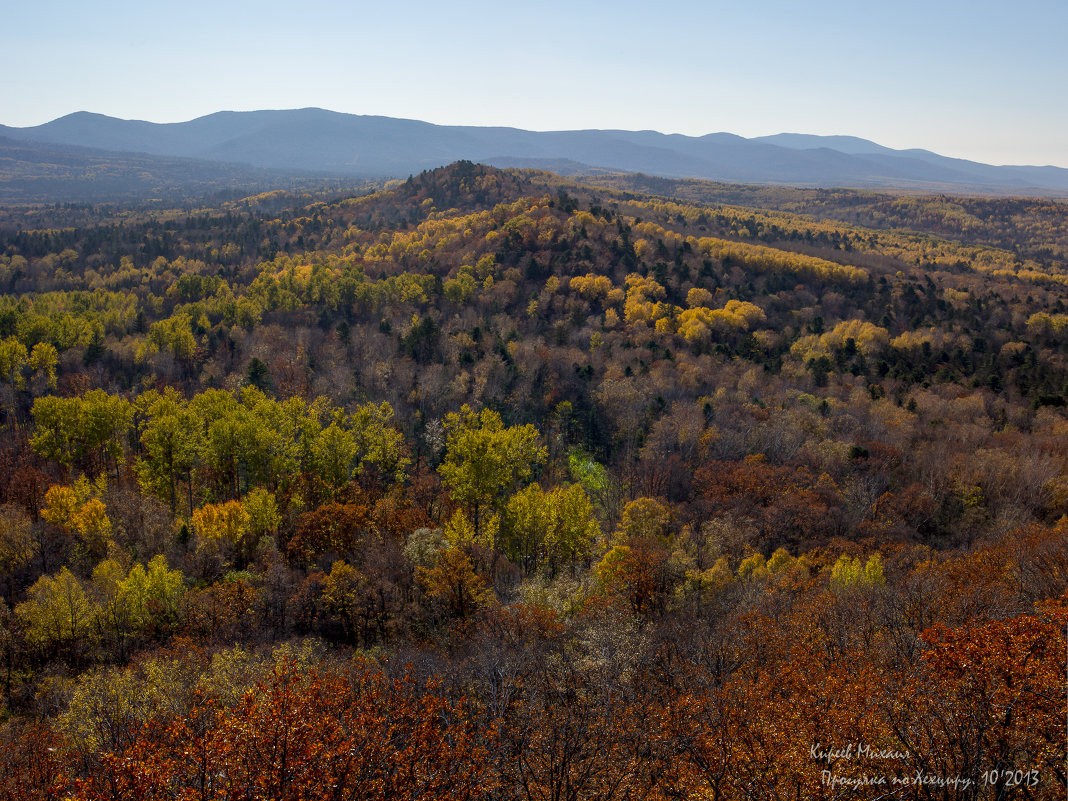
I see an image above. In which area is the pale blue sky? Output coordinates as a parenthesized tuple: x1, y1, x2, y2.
(4, 0, 1066, 166)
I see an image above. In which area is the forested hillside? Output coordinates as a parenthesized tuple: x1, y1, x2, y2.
(586, 172, 1068, 264)
(0, 162, 1066, 798)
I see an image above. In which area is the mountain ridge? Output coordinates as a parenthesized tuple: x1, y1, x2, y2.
(2, 108, 1068, 198)
(0, 134, 371, 203)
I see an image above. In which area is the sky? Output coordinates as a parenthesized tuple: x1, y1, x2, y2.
(4, 0, 1067, 167)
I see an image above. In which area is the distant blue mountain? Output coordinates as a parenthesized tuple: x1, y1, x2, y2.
(752, 133, 899, 155)
(3, 108, 1068, 196)
(0, 134, 357, 203)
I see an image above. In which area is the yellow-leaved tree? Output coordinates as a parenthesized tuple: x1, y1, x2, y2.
(499, 483, 600, 574)
(16, 568, 96, 662)
(192, 499, 250, 568)
(438, 405, 545, 545)
(41, 476, 112, 557)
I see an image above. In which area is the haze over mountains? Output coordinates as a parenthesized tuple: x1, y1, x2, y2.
(3, 107, 1068, 202)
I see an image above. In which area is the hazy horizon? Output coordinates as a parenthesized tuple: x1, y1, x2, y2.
(4, 0, 1066, 169)
(6, 107, 1067, 172)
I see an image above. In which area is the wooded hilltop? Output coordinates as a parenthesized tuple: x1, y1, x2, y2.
(0, 162, 1066, 799)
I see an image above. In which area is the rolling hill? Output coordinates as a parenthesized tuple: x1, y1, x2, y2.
(2, 108, 1068, 201)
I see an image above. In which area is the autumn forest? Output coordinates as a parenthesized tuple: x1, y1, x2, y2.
(0, 162, 1066, 799)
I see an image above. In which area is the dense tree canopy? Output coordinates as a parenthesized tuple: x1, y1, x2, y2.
(0, 162, 1066, 798)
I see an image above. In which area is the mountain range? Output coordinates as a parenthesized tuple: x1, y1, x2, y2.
(3, 107, 1068, 201)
